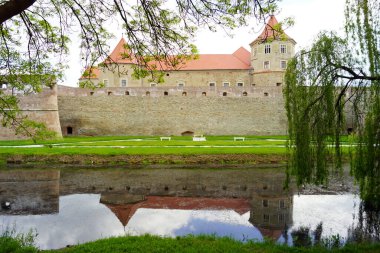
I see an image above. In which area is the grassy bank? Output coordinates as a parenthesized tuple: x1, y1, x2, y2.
(0, 135, 352, 165)
(2, 235, 380, 253)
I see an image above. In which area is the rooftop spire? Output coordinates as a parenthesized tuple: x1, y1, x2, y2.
(250, 15, 295, 45)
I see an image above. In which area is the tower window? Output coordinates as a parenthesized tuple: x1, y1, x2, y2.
(150, 83, 156, 87)
(67, 126, 73, 135)
(264, 61, 270, 69)
(125, 91, 130, 95)
(264, 92, 269, 96)
(280, 44, 287, 54)
(223, 82, 230, 87)
(209, 82, 216, 87)
(222, 92, 227, 96)
(103, 79, 109, 87)
(243, 92, 248, 96)
(146, 91, 150, 96)
(237, 82, 244, 87)
(202, 92, 207, 96)
(182, 92, 187, 96)
(281, 60, 287, 69)
(264, 44, 271, 54)
(90, 91, 94, 96)
(263, 199, 268, 207)
(177, 82, 184, 87)
(164, 91, 168, 96)
(107, 91, 112, 96)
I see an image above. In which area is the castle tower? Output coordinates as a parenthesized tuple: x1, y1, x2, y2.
(250, 15, 296, 87)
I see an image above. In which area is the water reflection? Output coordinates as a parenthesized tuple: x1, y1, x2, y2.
(0, 167, 376, 249)
(0, 170, 59, 215)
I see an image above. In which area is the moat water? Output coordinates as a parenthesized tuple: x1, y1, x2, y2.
(0, 167, 378, 249)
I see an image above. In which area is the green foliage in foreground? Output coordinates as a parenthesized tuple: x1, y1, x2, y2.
(2, 233, 380, 253)
(40, 235, 380, 253)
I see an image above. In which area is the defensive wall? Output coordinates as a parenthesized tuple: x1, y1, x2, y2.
(58, 85, 287, 136)
(0, 86, 62, 140)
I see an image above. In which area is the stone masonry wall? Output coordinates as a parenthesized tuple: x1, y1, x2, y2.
(58, 86, 287, 136)
(0, 86, 62, 140)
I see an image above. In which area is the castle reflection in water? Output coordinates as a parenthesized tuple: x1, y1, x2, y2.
(0, 167, 294, 241)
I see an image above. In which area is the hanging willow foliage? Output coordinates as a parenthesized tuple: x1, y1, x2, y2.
(284, 0, 380, 208)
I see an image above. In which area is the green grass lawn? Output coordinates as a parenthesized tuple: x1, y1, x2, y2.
(2, 234, 378, 253)
(0, 135, 352, 156)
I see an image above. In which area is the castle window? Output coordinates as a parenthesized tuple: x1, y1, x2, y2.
(222, 92, 227, 96)
(276, 82, 282, 86)
(263, 199, 268, 207)
(281, 60, 287, 69)
(107, 91, 112, 96)
(243, 91, 248, 96)
(237, 82, 244, 87)
(67, 126, 73, 135)
(177, 82, 185, 87)
(223, 82, 230, 87)
(164, 91, 168, 96)
(90, 91, 94, 96)
(264, 61, 270, 69)
(146, 91, 150, 96)
(251, 83, 256, 87)
(209, 82, 216, 87)
(264, 92, 269, 96)
(166, 73, 170, 76)
(279, 200, 286, 209)
(202, 92, 207, 96)
(280, 44, 287, 54)
(125, 91, 130, 95)
(263, 214, 270, 223)
(103, 79, 109, 87)
(182, 92, 187, 96)
(264, 44, 271, 54)
(120, 79, 127, 87)
(150, 83, 157, 87)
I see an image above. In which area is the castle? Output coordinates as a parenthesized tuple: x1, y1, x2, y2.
(0, 16, 296, 139)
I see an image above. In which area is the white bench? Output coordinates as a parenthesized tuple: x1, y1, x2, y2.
(234, 137, 245, 141)
(160, 137, 171, 141)
(193, 135, 206, 141)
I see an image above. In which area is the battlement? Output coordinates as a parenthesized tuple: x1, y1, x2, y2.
(58, 85, 284, 98)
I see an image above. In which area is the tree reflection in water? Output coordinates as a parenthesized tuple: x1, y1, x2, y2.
(347, 202, 380, 243)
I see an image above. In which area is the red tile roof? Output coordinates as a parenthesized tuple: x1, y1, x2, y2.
(106, 38, 251, 70)
(251, 15, 295, 45)
(107, 38, 137, 64)
(79, 67, 100, 80)
(105, 196, 251, 227)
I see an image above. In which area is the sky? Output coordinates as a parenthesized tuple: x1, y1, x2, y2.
(61, 0, 346, 87)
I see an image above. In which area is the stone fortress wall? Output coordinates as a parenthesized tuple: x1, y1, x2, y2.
(0, 86, 62, 140)
(57, 85, 287, 136)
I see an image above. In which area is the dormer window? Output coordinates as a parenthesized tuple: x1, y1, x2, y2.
(264, 44, 271, 54)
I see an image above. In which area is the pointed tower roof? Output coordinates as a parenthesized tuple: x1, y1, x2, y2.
(107, 38, 136, 64)
(250, 15, 295, 45)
